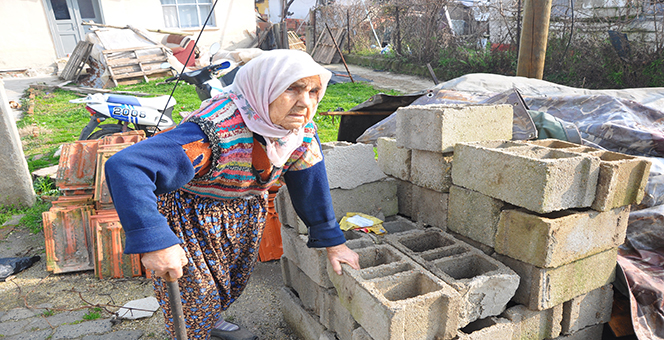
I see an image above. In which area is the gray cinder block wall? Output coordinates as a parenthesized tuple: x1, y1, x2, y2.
(276, 104, 649, 339)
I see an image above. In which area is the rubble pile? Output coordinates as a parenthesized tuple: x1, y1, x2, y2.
(276, 103, 651, 340)
(42, 131, 149, 279)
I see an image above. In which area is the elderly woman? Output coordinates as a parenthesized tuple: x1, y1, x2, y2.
(105, 49, 360, 340)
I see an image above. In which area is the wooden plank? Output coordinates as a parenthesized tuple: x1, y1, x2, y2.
(106, 56, 167, 68)
(102, 45, 166, 54)
(113, 69, 170, 80)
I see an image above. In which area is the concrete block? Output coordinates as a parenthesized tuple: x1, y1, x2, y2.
(410, 149, 454, 192)
(457, 317, 514, 340)
(281, 255, 324, 314)
(320, 288, 360, 340)
(590, 151, 651, 211)
(495, 206, 630, 268)
(330, 179, 398, 221)
(275, 186, 307, 234)
(551, 324, 603, 340)
(447, 185, 514, 247)
(381, 215, 422, 235)
(328, 244, 461, 340)
(343, 229, 377, 250)
(561, 285, 613, 334)
(377, 137, 411, 181)
(396, 104, 513, 153)
(525, 140, 651, 211)
(493, 249, 617, 310)
(352, 327, 374, 340)
(386, 229, 519, 326)
(395, 179, 415, 218)
(280, 287, 329, 340)
(502, 304, 563, 340)
(412, 185, 449, 230)
(322, 141, 387, 190)
(447, 230, 495, 256)
(452, 141, 600, 213)
(281, 226, 333, 288)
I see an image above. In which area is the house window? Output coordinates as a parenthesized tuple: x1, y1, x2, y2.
(160, 0, 216, 28)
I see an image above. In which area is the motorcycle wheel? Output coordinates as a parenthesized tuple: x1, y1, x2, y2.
(87, 129, 121, 140)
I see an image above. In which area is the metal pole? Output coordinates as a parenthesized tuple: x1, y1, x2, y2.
(516, 0, 553, 79)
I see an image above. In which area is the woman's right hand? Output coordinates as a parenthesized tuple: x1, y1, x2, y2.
(141, 244, 188, 281)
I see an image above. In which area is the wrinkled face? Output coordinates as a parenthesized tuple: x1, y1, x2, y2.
(268, 75, 322, 131)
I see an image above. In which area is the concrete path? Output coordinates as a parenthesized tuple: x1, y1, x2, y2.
(2, 76, 63, 120)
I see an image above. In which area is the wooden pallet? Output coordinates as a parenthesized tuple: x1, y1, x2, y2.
(60, 40, 93, 81)
(288, 31, 306, 51)
(102, 45, 171, 87)
(311, 27, 345, 64)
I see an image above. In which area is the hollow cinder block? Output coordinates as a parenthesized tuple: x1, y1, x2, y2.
(395, 178, 415, 218)
(502, 304, 563, 340)
(456, 317, 514, 340)
(381, 215, 422, 235)
(590, 151, 651, 211)
(281, 255, 324, 314)
(322, 141, 387, 190)
(495, 206, 629, 268)
(448, 185, 514, 247)
(493, 249, 617, 311)
(561, 284, 613, 335)
(525, 140, 651, 211)
(319, 287, 360, 340)
(396, 104, 513, 153)
(328, 244, 461, 340)
(385, 229, 519, 326)
(551, 324, 604, 340)
(452, 141, 600, 214)
(279, 286, 331, 340)
(377, 137, 411, 181)
(411, 185, 449, 230)
(410, 149, 454, 193)
(281, 225, 334, 288)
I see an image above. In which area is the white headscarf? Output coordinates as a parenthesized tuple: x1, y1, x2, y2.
(226, 49, 332, 167)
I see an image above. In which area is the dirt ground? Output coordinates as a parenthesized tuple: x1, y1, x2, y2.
(0, 64, 433, 339)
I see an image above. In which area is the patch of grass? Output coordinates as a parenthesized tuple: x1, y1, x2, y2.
(42, 309, 55, 317)
(83, 307, 102, 320)
(21, 199, 52, 234)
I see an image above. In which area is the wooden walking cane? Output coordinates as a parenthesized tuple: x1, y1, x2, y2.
(165, 273, 188, 340)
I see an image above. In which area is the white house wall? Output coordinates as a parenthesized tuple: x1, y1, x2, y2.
(0, 0, 255, 74)
(268, 0, 316, 22)
(0, 1, 58, 71)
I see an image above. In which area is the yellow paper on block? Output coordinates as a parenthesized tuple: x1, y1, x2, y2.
(339, 213, 386, 235)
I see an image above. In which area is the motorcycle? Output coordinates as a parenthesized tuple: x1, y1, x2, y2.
(71, 43, 231, 140)
(162, 43, 231, 101)
(71, 93, 177, 140)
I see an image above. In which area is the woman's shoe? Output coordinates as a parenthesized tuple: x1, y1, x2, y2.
(209, 326, 258, 340)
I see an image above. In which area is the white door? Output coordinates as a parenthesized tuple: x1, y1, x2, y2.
(44, 0, 103, 58)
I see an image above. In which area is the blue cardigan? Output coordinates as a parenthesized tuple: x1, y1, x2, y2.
(105, 122, 346, 254)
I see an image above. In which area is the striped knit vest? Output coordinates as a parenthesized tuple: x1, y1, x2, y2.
(180, 97, 316, 200)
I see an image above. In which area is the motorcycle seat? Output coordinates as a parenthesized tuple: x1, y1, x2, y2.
(107, 95, 176, 109)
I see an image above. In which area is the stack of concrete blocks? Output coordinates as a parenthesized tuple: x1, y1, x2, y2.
(449, 138, 651, 340)
(276, 141, 404, 340)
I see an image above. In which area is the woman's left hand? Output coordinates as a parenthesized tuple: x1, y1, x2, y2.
(326, 243, 360, 275)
